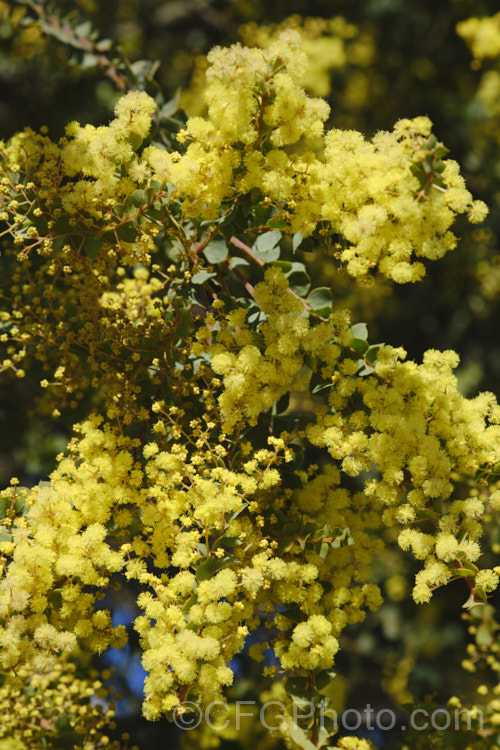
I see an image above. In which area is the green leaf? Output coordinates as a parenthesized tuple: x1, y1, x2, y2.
(267, 218, 288, 229)
(128, 518, 141, 538)
(95, 38, 113, 52)
(230, 257, 250, 268)
(351, 322, 368, 339)
(357, 363, 375, 376)
(75, 20, 93, 37)
(292, 232, 303, 252)
(53, 215, 73, 235)
(132, 189, 146, 207)
(275, 392, 290, 414)
(434, 145, 449, 159)
(288, 723, 317, 750)
(214, 554, 240, 572)
(0, 497, 8, 519)
(277, 537, 294, 554)
(80, 53, 99, 70)
(48, 589, 63, 611)
(57, 714, 71, 732)
(160, 88, 181, 119)
(315, 668, 336, 691)
(203, 239, 228, 264)
(288, 270, 311, 297)
(13, 498, 27, 515)
(176, 308, 193, 339)
(307, 287, 332, 314)
(270, 260, 293, 273)
(316, 723, 334, 748)
(128, 132, 143, 151)
(350, 338, 369, 354)
(82, 237, 102, 260)
(365, 344, 382, 364)
(286, 676, 309, 699)
(254, 245, 281, 263)
(311, 381, 332, 394)
(0, 673, 7, 687)
(182, 594, 198, 614)
(195, 557, 215, 581)
(315, 541, 330, 558)
(303, 522, 318, 536)
(283, 605, 304, 623)
(191, 269, 216, 285)
(254, 230, 281, 251)
(330, 529, 353, 548)
(213, 535, 239, 550)
(452, 568, 477, 579)
(253, 230, 281, 262)
(463, 593, 483, 610)
(473, 586, 488, 603)
(312, 524, 329, 542)
(116, 222, 138, 243)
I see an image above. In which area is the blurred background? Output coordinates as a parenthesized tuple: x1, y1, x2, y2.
(1, 1, 499, 747)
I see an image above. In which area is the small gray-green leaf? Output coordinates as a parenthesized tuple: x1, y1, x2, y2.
(288, 270, 311, 297)
(292, 232, 303, 252)
(254, 230, 281, 253)
(203, 240, 228, 264)
(160, 88, 181, 119)
(351, 322, 368, 340)
(365, 344, 382, 364)
(230, 257, 250, 268)
(132, 189, 146, 207)
(288, 723, 317, 750)
(308, 287, 332, 312)
(192, 269, 216, 285)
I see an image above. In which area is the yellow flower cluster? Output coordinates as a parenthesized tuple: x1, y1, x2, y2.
(458, 13, 500, 133)
(183, 14, 375, 117)
(307, 342, 500, 601)
(0, 450, 128, 670)
(239, 15, 369, 98)
(276, 614, 339, 670)
(0, 392, 383, 721)
(457, 13, 500, 61)
(60, 91, 156, 217)
(0, 24, 498, 750)
(168, 35, 486, 279)
(0, 660, 133, 750)
(1, 31, 486, 291)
